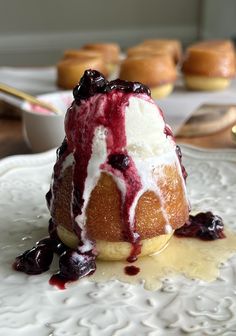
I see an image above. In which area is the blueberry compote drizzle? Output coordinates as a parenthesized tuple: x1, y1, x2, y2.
(72, 70, 150, 102)
(13, 225, 61, 276)
(13, 219, 96, 289)
(50, 250, 96, 289)
(66, 70, 150, 261)
(124, 265, 140, 276)
(175, 211, 225, 240)
(13, 242, 54, 275)
(108, 153, 130, 171)
(14, 70, 152, 285)
(175, 145, 188, 181)
(164, 125, 188, 182)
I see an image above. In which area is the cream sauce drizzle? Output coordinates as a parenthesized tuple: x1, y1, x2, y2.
(90, 229, 236, 291)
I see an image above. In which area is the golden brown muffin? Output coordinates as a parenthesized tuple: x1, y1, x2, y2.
(57, 57, 107, 89)
(119, 54, 177, 98)
(49, 70, 189, 261)
(82, 42, 120, 73)
(63, 49, 103, 60)
(53, 166, 189, 260)
(141, 39, 182, 64)
(182, 40, 236, 91)
(127, 44, 168, 58)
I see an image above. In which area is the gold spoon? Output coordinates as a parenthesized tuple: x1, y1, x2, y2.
(232, 124, 236, 143)
(0, 82, 61, 115)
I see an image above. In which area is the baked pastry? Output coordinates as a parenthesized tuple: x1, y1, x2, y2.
(119, 55, 177, 98)
(82, 43, 120, 74)
(57, 57, 107, 89)
(13, 70, 189, 284)
(47, 69, 189, 265)
(182, 40, 236, 91)
(127, 44, 169, 58)
(63, 49, 103, 60)
(141, 39, 182, 64)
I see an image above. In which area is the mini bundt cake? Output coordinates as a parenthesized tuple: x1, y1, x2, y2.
(119, 54, 177, 98)
(57, 57, 107, 89)
(182, 40, 236, 91)
(141, 39, 182, 64)
(14, 70, 189, 285)
(47, 70, 189, 263)
(82, 43, 120, 74)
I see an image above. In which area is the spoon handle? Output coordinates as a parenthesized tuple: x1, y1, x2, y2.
(232, 125, 236, 143)
(0, 83, 61, 114)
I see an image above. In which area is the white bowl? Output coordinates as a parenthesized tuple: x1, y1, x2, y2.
(22, 91, 73, 152)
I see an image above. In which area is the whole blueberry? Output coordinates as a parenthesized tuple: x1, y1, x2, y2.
(108, 153, 130, 171)
(58, 250, 96, 281)
(13, 244, 54, 275)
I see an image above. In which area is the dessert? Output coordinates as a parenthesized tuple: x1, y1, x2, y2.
(182, 40, 236, 91)
(49, 71, 188, 260)
(13, 70, 231, 289)
(119, 55, 177, 98)
(14, 70, 189, 282)
(82, 43, 120, 74)
(63, 49, 104, 60)
(50, 69, 189, 261)
(127, 44, 169, 58)
(141, 39, 182, 64)
(57, 57, 107, 89)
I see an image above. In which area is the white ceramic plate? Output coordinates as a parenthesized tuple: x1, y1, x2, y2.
(0, 145, 236, 336)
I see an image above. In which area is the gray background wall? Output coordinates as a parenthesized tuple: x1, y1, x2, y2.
(202, 0, 236, 40)
(0, 0, 235, 66)
(0, 0, 200, 66)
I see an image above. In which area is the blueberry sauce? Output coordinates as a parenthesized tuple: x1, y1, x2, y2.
(124, 265, 140, 276)
(176, 145, 188, 181)
(164, 124, 173, 138)
(175, 212, 225, 240)
(13, 70, 190, 287)
(50, 250, 96, 289)
(73, 69, 150, 102)
(163, 126, 187, 182)
(13, 219, 96, 289)
(45, 189, 52, 209)
(127, 242, 142, 263)
(65, 70, 147, 257)
(108, 153, 130, 171)
(14, 70, 152, 286)
(13, 244, 54, 275)
(56, 137, 68, 157)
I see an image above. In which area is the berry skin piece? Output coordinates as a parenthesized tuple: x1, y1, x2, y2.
(175, 211, 225, 240)
(52, 250, 96, 281)
(108, 153, 130, 171)
(13, 244, 54, 275)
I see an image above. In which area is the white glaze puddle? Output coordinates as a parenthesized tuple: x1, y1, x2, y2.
(0, 145, 236, 336)
(91, 230, 236, 291)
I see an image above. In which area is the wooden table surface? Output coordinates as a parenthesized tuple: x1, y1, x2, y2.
(0, 115, 236, 159)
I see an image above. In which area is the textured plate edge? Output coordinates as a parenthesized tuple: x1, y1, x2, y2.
(179, 143, 236, 163)
(0, 148, 56, 177)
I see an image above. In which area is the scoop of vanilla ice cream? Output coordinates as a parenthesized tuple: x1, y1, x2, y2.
(125, 96, 175, 159)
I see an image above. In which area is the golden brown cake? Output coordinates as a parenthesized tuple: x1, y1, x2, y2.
(127, 44, 168, 58)
(13, 70, 191, 286)
(57, 57, 107, 89)
(82, 43, 120, 74)
(63, 49, 103, 60)
(141, 39, 182, 64)
(119, 54, 177, 98)
(47, 70, 189, 263)
(182, 40, 236, 91)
